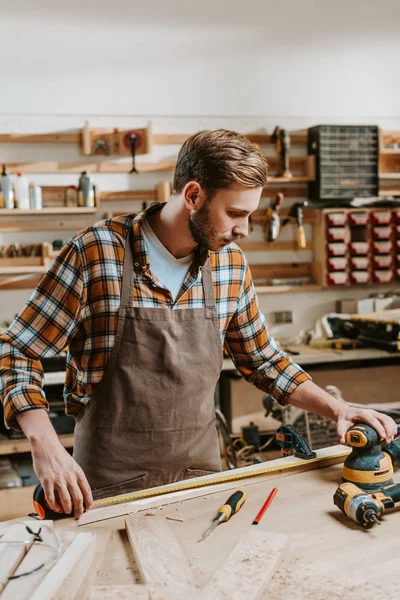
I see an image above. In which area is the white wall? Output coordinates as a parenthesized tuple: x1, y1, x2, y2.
(1, 0, 399, 117)
(1, 0, 400, 338)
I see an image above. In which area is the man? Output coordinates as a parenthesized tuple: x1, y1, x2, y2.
(0, 130, 397, 519)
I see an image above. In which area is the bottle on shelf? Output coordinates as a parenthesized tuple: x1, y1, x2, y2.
(14, 172, 30, 209)
(0, 458, 23, 489)
(77, 171, 96, 208)
(0, 164, 15, 209)
(29, 183, 43, 209)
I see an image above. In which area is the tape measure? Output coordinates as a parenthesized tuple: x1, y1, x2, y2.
(33, 449, 349, 519)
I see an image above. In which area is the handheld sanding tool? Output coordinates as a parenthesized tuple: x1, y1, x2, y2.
(334, 423, 400, 528)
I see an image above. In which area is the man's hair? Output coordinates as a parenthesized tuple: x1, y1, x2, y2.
(173, 129, 268, 198)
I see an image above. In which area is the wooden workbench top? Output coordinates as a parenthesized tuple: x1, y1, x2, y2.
(53, 449, 400, 599)
(222, 344, 400, 370)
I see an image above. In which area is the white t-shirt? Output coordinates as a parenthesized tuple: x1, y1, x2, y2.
(141, 218, 195, 301)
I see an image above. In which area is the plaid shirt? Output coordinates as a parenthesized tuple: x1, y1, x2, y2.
(0, 203, 310, 430)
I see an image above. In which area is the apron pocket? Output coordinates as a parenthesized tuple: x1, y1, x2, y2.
(92, 473, 149, 500)
(184, 468, 219, 480)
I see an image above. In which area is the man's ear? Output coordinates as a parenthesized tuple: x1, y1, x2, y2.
(183, 181, 206, 212)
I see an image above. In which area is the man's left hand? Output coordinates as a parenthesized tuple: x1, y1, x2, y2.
(336, 407, 398, 445)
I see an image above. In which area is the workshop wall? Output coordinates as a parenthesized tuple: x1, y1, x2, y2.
(1, 0, 400, 340)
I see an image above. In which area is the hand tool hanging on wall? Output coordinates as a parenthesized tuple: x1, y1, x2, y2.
(280, 200, 308, 249)
(198, 488, 248, 542)
(334, 423, 400, 528)
(264, 192, 284, 242)
(129, 133, 138, 173)
(272, 126, 292, 179)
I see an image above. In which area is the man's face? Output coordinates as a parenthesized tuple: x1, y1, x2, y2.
(189, 183, 262, 251)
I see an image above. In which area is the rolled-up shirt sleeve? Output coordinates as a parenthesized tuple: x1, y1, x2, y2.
(0, 240, 84, 430)
(224, 260, 311, 404)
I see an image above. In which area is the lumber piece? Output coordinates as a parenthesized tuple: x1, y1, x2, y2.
(28, 532, 96, 600)
(1, 531, 95, 600)
(125, 515, 200, 600)
(79, 445, 349, 525)
(0, 521, 53, 592)
(0, 528, 61, 600)
(196, 530, 289, 600)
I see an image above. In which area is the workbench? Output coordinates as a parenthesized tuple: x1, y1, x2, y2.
(39, 447, 400, 599)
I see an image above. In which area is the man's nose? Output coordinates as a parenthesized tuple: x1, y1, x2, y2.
(233, 221, 248, 238)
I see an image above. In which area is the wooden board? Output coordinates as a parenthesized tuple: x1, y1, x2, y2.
(78, 445, 349, 525)
(197, 530, 288, 600)
(0, 520, 53, 592)
(125, 515, 199, 599)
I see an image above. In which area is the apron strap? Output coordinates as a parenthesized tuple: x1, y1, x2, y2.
(120, 224, 135, 307)
(201, 260, 216, 310)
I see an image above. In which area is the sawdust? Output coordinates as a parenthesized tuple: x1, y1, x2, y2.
(269, 560, 400, 599)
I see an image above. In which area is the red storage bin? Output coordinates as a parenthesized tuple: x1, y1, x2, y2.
(373, 270, 393, 283)
(373, 255, 392, 269)
(327, 243, 347, 256)
(327, 257, 347, 271)
(372, 226, 391, 240)
(327, 227, 346, 242)
(393, 210, 400, 223)
(328, 271, 348, 286)
(370, 210, 392, 225)
(395, 225, 400, 238)
(350, 241, 369, 255)
(372, 240, 392, 254)
(350, 256, 369, 270)
(325, 212, 347, 227)
(350, 271, 370, 284)
(349, 212, 368, 226)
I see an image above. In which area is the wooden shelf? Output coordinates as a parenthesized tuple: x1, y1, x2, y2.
(0, 207, 97, 216)
(255, 284, 322, 294)
(379, 173, 400, 180)
(0, 266, 46, 275)
(0, 433, 74, 456)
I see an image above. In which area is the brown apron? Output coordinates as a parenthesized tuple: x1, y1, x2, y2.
(73, 224, 223, 500)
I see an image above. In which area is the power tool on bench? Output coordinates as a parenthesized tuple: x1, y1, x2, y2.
(276, 424, 317, 460)
(334, 423, 400, 528)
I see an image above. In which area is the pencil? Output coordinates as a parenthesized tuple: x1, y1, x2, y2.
(252, 487, 278, 525)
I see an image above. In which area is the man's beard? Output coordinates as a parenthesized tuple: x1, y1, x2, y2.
(189, 203, 238, 251)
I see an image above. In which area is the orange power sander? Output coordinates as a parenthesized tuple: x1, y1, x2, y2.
(334, 423, 400, 528)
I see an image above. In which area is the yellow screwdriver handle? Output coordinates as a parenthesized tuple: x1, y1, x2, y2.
(218, 488, 248, 522)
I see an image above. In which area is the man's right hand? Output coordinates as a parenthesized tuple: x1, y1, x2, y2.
(16, 409, 93, 519)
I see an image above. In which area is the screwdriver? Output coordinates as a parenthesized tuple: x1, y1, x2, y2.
(198, 488, 248, 542)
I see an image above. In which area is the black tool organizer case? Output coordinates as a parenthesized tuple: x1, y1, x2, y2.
(308, 125, 379, 204)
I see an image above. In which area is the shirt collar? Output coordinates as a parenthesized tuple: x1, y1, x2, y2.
(130, 202, 209, 275)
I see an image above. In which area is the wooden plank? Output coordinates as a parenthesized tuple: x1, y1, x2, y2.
(0, 219, 94, 232)
(0, 434, 73, 456)
(25, 532, 96, 600)
(0, 521, 53, 592)
(79, 445, 349, 525)
(255, 283, 322, 294)
(0, 133, 80, 144)
(0, 208, 96, 216)
(238, 241, 313, 252)
(152, 133, 308, 145)
(249, 262, 312, 280)
(196, 530, 288, 600)
(0, 528, 62, 600)
(125, 515, 199, 600)
(100, 190, 156, 201)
